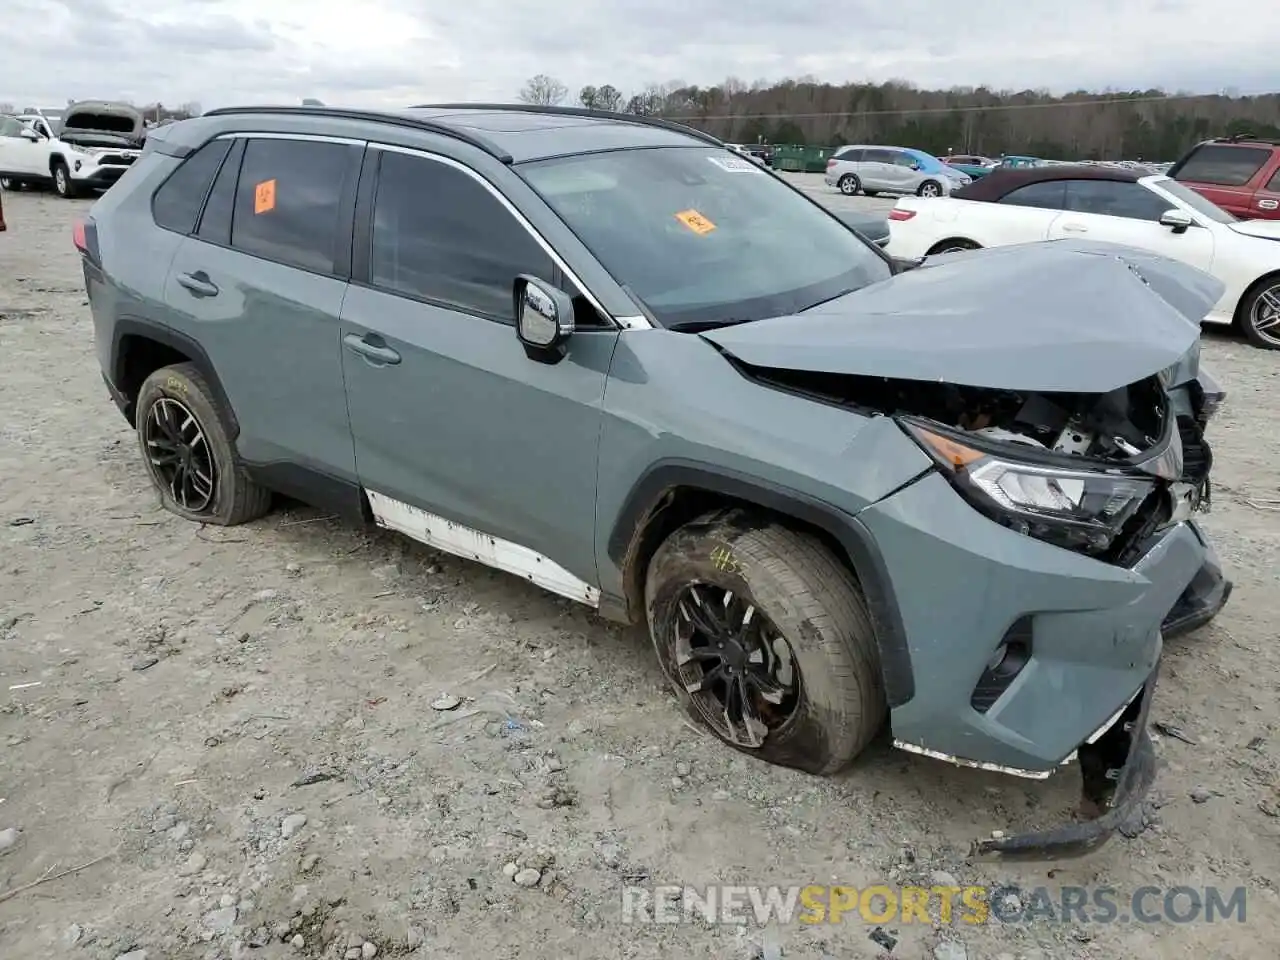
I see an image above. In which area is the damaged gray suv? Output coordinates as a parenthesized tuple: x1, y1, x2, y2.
(78, 104, 1232, 860)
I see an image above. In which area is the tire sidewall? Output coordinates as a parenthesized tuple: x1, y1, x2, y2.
(839, 174, 860, 195)
(919, 180, 941, 197)
(644, 519, 868, 773)
(53, 163, 71, 197)
(135, 366, 241, 523)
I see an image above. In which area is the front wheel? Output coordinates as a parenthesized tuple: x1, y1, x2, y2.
(135, 363, 273, 525)
(918, 180, 942, 198)
(928, 238, 981, 256)
(0, 177, 16, 191)
(645, 509, 886, 776)
(1239, 277, 1280, 350)
(51, 161, 78, 198)
(837, 174, 861, 196)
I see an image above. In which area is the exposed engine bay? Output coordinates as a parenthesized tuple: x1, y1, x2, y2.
(743, 364, 1216, 566)
(751, 367, 1172, 463)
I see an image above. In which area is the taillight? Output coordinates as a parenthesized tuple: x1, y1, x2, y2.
(826, 158, 836, 167)
(888, 209, 916, 221)
(73, 217, 102, 268)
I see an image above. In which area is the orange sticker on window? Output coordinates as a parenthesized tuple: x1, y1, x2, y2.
(674, 209, 716, 235)
(254, 179, 276, 214)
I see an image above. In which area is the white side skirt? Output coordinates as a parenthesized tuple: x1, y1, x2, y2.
(365, 490, 601, 607)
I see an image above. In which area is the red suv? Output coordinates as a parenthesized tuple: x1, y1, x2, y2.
(1168, 135, 1280, 220)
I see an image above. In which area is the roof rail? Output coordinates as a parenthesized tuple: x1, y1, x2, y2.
(410, 102, 725, 148)
(1208, 133, 1280, 147)
(198, 105, 514, 163)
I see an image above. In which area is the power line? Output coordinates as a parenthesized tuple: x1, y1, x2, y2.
(657, 91, 1264, 122)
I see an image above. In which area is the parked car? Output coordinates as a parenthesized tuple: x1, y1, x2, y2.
(0, 100, 146, 197)
(997, 155, 1047, 170)
(886, 165, 1280, 349)
(825, 145, 971, 197)
(79, 103, 1231, 858)
(1167, 135, 1280, 221)
(941, 154, 997, 179)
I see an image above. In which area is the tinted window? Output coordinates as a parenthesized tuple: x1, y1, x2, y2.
(197, 139, 242, 244)
(1063, 180, 1169, 221)
(1267, 167, 1280, 193)
(520, 146, 890, 330)
(834, 148, 863, 162)
(998, 181, 1067, 209)
(151, 139, 231, 235)
(369, 151, 553, 321)
(229, 138, 357, 274)
(1174, 145, 1270, 186)
(865, 149, 895, 164)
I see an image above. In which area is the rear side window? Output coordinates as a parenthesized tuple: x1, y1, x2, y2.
(151, 138, 231, 235)
(1174, 145, 1271, 186)
(229, 138, 358, 274)
(834, 148, 863, 162)
(368, 150, 553, 321)
(998, 180, 1067, 209)
(865, 149, 895, 164)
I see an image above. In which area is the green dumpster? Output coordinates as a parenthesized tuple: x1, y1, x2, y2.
(771, 144, 833, 173)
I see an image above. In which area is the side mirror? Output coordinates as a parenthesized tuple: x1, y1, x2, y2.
(1160, 209, 1193, 233)
(514, 275, 575, 362)
(19, 128, 41, 141)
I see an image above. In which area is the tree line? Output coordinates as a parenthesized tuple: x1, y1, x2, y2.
(518, 74, 1280, 162)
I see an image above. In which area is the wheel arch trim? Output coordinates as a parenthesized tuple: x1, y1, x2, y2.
(606, 459, 916, 706)
(110, 317, 240, 439)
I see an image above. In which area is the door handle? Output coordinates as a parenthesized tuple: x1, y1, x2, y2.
(1060, 223, 1089, 233)
(176, 271, 219, 297)
(343, 333, 401, 365)
(1259, 199, 1278, 210)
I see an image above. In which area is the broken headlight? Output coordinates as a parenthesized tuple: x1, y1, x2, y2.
(904, 421, 1156, 556)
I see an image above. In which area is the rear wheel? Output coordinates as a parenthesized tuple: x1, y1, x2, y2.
(135, 363, 273, 525)
(645, 509, 886, 776)
(918, 180, 942, 198)
(837, 174, 861, 196)
(1238, 276, 1280, 350)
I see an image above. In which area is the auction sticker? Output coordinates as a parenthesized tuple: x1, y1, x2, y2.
(254, 179, 277, 215)
(707, 155, 762, 173)
(674, 209, 717, 235)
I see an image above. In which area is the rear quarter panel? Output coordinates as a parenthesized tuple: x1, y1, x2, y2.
(84, 153, 188, 383)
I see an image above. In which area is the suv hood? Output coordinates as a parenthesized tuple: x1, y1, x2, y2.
(1229, 219, 1280, 241)
(58, 100, 145, 148)
(701, 240, 1223, 394)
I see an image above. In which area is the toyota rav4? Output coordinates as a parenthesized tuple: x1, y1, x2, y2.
(78, 104, 1232, 859)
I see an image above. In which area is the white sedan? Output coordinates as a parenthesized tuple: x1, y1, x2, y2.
(885, 167, 1280, 349)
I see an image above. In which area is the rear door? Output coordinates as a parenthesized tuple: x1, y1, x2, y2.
(1252, 164, 1280, 218)
(0, 117, 45, 176)
(1048, 178, 1214, 271)
(162, 134, 362, 482)
(1170, 144, 1273, 219)
(861, 149, 898, 191)
(339, 145, 615, 590)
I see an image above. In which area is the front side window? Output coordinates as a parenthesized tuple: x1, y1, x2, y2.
(1173, 145, 1270, 187)
(369, 151, 553, 321)
(1063, 180, 1169, 221)
(229, 138, 358, 274)
(0, 118, 24, 137)
(152, 138, 232, 235)
(997, 180, 1067, 209)
(1152, 178, 1236, 223)
(519, 146, 891, 330)
(1266, 167, 1280, 193)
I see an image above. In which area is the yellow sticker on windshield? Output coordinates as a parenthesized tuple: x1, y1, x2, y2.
(675, 209, 716, 235)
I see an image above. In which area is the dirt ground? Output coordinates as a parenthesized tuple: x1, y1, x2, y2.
(2, 176, 1279, 960)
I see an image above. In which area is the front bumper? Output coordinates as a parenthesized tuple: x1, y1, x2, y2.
(971, 664, 1159, 860)
(72, 164, 130, 188)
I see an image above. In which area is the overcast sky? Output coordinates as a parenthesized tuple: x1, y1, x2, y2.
(2, 0, 1276, 111)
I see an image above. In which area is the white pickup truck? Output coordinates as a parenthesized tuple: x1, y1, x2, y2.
(0, 101, 146, 198)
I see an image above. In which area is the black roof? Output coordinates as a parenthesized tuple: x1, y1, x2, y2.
(952, 164, 1144, 202)
(200, 103, 722, 164)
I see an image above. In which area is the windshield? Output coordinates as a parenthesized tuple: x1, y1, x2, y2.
(1152, 177, 1237, 223)
(519, 146, 891, 329)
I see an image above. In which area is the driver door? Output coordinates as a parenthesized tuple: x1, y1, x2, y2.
(1047, 179, 1214, 272)
(0, 118, 44, 176)
(339, 145, 616, 595)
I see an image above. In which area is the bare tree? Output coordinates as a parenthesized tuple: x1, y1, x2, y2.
(519, 75, 568, 106)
